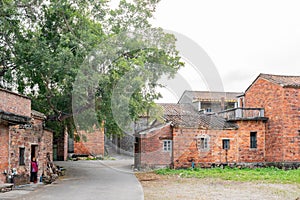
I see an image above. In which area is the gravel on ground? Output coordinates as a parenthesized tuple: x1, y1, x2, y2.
(135, 172, 300, 200)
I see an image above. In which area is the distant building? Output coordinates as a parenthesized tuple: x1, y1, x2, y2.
(134, 73, 300, 169)
(178, 91, 243, 113)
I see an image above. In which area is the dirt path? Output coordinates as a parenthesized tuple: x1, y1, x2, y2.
(136, 172, 300, 200)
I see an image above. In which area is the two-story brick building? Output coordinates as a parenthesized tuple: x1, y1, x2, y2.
(134, 73, 300, 169)
(243, 73, 300, 163)
(0, 88, 53, 184)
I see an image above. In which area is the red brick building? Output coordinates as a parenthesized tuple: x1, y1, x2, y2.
(135, 73, 300, 169)
(0, 88, 53, 184)
(53, 126, 105, 161)
(73, 126, 105, 157)
(244, 74, 300, 163)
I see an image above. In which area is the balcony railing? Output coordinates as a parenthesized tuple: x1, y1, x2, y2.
(217, 108, 266, 121)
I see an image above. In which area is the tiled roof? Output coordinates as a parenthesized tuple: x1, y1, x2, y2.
(158, 103, 238, 130)
(259, 73, 300, 88)
(179, 91, 243, 102)
(165, 114, 238, 130)
(158, 103, 197, 116)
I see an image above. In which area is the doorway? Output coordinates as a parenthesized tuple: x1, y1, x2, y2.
(31, 145, 38, 160)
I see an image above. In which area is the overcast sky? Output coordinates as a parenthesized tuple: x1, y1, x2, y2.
(149, 0, 300, 102)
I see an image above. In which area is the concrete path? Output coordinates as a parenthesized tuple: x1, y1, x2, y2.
(0, 159, 144, 200)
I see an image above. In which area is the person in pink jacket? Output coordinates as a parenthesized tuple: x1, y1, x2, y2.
(30, 157, 38, 183)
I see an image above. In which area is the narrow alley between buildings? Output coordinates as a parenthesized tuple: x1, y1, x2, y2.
(0, 157, 143, 200)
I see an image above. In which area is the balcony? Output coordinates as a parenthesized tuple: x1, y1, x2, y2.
(217, 108, 268, 121)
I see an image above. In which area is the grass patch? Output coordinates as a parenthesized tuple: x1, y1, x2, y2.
(155, 167, 300, 184)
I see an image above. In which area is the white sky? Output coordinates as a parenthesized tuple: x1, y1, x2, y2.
(150, 0, 300, 102)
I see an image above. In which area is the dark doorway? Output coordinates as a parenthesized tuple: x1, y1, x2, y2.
(31, 145, 38, 159)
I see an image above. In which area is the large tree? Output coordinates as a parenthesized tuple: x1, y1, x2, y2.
(0, 0, 183, 136)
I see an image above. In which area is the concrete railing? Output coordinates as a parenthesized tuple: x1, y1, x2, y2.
(217, 108, 265, 120)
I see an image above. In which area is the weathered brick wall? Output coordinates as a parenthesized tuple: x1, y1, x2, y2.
(235, 120, 266, 163)
(173, 121, 266, 168)
(0, 88, 31, 117)
(0, 124, 9, 183)
(245, 78, 300, 162)
(44, 130, 53, 162)
(53, 128, 69, 161)
(55, 136, 65, 161)
(139, 125, 173, 168)
(282, 88, 300, 161)
(173, 128, 238, 168)
(64, 131, 68, 161)
(74, 127, 105, 156)
(8, 116, 53, 185)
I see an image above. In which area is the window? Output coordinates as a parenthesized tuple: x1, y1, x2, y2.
(206, 108, 212, 113)
(250, 132, 257, 148)
(222, 139, 230, 150)
(163, 140, 172, 152)
(19, 148, 25, 166)
(197, 137, 208, 150)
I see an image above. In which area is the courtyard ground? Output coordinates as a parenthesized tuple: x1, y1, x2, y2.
(135, 172, 300, 200)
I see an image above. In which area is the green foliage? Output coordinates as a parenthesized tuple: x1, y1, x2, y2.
(74, 134, 81, 143)
(155, 167, 300, 184)
(0, 0, 183, 137)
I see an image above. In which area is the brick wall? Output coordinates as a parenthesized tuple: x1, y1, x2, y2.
(74, 127, 105, 156)
(172, 120, 266, 169)
(53, 129, 69, 161)
(0, 124, 9, 183)
(8, 116, 53, 185)
(64, 130, 68, 161)
(235, 120, 266, 163)
(245, 78, 300, 162)
(138, 125, 173, 168)
(173, 128, 238, 168)
(55, 136, 65, 161)
(0, 88, 31, 117)
(282, 88, 300, 161)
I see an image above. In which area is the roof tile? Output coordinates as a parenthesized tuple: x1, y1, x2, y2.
(158, 103, 238, 130)
(260, 73, 300, 88)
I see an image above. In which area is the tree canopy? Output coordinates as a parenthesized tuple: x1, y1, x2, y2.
(0, 0, 183, 136)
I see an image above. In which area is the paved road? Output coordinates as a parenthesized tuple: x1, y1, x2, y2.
(0, 159, 144, 200)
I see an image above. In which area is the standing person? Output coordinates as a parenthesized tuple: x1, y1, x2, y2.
(31, 157, 38, 183)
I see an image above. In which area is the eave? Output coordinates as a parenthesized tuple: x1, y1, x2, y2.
(0, 110, 31, 125)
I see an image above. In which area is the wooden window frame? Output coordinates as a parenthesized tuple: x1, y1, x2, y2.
(222, 139, 230, 150)
(250, 132, 257, 149)
(19, 147, 25, 166)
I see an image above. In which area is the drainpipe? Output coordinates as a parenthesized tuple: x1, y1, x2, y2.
(171, 127, 174, 169)
(264, 122, 267, 163)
